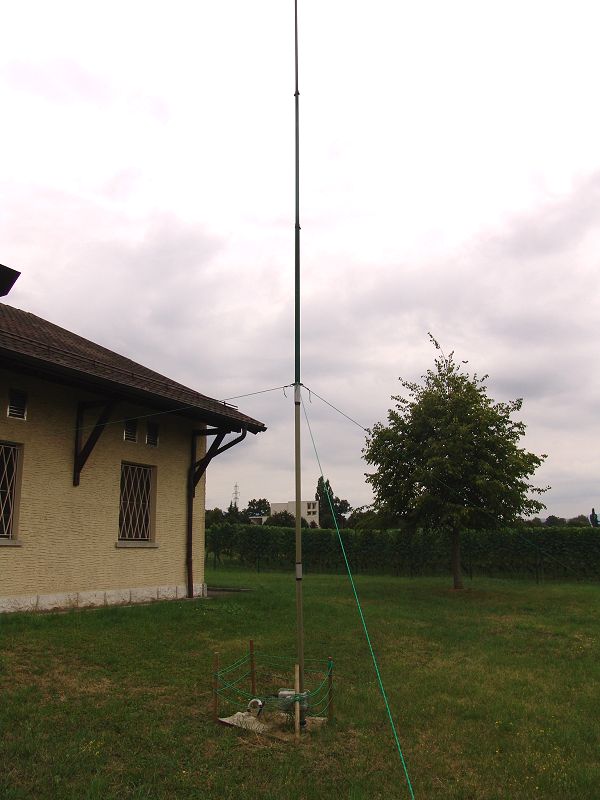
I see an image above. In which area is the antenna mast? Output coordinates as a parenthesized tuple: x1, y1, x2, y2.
(293, 0, 305, 712)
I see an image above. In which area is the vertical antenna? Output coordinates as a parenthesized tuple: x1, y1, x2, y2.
(294, 0, 301, 387)
(293, 0, 305, 719)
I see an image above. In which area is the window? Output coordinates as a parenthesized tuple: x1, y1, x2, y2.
(119, 463, 155, 541)
(8, 389, 27, 420)
(123, 419, 137, 442)
(146, 422, 159, 447)
(0, 442, 20, 539)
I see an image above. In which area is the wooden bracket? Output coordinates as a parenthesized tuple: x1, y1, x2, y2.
(190, 427, 247, 490)
(186, 426, 248, 598)
(73, 400, 115, 486)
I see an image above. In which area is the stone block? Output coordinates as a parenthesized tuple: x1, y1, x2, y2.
(37, 593, 78, 611)
(78, 590, 107, 608)
(157, 585, 177, 600)
(130, 586, 158, 604)
(105, 589, 131, 606)
(0, 594, 38, 613)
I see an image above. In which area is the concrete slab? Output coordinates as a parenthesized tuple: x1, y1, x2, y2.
(105, 589, 132, 606)
(130, 587, 158, 604)
(0, 594, 38, 613)
(78, 590, 107, 608)
(219, 712, 271, 735)
(37, 593, 78, 611)
(218, 711, 327, 742)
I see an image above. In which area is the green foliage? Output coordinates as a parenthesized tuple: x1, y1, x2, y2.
(567, 515, 590, 527)
(205, 524, 600, 581)
(225, 501, 244, 522)
(264, 510, 294, 527)
(545, 515, 567, 527)
(263, 510, 308, 528)
(205, 522, 239, 568)
(205, 507, 225, 528)
(346, 505, 400, 531)
(363, 337, 548, 586)
(244, 498, 270, 517)
(315, 476, 352, 528)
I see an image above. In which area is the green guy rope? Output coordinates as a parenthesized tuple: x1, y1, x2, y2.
(302, 395, 416, 800)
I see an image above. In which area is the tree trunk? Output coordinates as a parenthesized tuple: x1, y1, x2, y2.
(451, 527, 464, 590)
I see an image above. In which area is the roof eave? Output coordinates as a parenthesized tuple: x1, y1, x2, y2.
(0, 348, 267, 435)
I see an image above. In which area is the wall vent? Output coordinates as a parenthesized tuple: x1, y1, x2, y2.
(7, 390, 27, 420)
(146, 423, 159, 447)
(124, 419, 138, 442)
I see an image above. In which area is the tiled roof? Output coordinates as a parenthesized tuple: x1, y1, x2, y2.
(0, 303, 266, 434)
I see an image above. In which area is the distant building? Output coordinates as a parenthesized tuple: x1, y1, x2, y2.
(270, 500, 319, 527)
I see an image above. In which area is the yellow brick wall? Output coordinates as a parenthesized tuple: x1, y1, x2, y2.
(0, 369, 206, 597)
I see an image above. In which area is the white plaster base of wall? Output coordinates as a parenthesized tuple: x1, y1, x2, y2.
(0, 583, 208, 613)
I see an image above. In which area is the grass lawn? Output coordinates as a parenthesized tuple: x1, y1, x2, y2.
(1, 569, 599, 799)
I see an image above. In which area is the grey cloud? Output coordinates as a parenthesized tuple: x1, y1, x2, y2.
(4, 191, 224, 381)
(102, 170, 142, 201)
(2, 59, 170, 123)
(496, 173, 600, 259)
(6, 169, 600, 517)
(3, 59, 111, 105)
(294, 177, 600, 516)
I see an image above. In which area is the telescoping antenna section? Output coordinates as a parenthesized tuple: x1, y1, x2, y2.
(212, 1, 327, 744)
(293, 0, 305, 721)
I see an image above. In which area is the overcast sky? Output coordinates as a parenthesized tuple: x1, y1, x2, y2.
(2, 0, 600, 518)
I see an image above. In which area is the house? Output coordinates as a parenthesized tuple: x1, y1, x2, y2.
(269, 500, 319, 526)
(0, 301, 265, 612)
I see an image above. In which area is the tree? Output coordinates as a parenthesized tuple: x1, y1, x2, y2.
(567, 515, 590, 527)
(264, 510, 308, 528)
(315, 476, 352, 529)
(206, 521, 239, 567)
(520, 516, 544, 527)
(363, 337, 548, 589)
(346, 505, 401, 531)
(205, 507, 225, 528)
(244, 498, 271, 518)
(225, 501, 244, 522)
(544, 515, 567, 527)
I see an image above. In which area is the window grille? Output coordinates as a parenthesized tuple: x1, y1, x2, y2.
(8, 389, 27, 420)
(0, 442, 19, 539)
(124, 419, 137, 442)
(119, 463, 153, 541)
(146, 422, 159, 447)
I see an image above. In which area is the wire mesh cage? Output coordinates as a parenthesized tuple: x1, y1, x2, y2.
(213, 641, 333, 739)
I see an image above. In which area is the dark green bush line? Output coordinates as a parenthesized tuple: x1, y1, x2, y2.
(205, 523, 600, 580)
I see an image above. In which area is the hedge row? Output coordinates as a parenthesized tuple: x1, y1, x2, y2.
(205, 523, 600, 581)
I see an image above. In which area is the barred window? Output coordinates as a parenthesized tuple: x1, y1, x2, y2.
(119, 463, 155, 541)
(0, 442, 20, 539)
